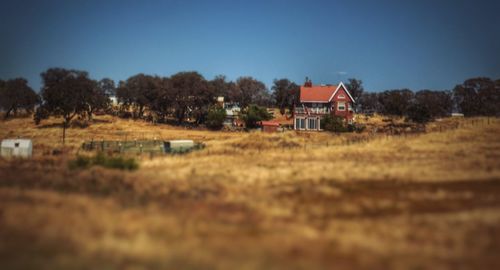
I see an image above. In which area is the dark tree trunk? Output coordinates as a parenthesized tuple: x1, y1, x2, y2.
(88, 108, 94, 121)
(4, 107, 13, 119)
(62, 120, 67, 145)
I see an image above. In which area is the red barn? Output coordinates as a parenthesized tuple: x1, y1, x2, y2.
(294, 80, 355, 130)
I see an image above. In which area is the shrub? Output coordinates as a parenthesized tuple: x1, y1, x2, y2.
(322, 115, 348, 132)
(205, 105, 227, 130)
(69, 153, 139, 171)
(406, 102, 432, 123)
(241, 104, 272, 129)
(348, 123, 366, 133)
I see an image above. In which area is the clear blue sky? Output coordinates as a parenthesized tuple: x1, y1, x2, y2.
(1, 0, 499, 92)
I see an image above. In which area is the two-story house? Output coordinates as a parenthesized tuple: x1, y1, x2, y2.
(294, 80, 355, 130)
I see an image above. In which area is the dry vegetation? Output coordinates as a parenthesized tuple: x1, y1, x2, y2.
(1, 115, 500, 270)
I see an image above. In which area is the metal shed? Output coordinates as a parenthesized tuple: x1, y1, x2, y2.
(1, 139, 33, 158)
(163, 140, 196, 153)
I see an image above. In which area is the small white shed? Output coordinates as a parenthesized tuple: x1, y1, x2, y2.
(1, 139, 33, 158)
(164, 140, 195, 153)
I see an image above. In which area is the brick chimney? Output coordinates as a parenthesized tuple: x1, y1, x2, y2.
(304, 77, 312, 87)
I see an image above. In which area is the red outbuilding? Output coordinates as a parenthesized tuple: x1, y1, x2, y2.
(260, 121, 280, 132)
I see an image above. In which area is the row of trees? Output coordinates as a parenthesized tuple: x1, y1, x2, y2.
(2, 70, 498, 130)
(0, 68, 279, 141)
(114, 73, 272, 124)
(357, 77, 499, 122)
(358, 89, 453, 122)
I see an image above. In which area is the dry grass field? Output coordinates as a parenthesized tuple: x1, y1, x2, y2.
(1, 115, 500, 270)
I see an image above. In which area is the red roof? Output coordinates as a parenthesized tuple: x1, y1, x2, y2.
(300, 85, 337, 102)
(260, 121, 280, 127)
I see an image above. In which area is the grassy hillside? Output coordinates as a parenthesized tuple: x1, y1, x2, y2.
(0, 116, 499, 270)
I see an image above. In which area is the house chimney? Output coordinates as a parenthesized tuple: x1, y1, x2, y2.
(304, 77, 312, 87)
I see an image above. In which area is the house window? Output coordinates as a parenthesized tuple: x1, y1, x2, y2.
(337, 101, 346, 111)
(338, 94, 346, 99)
(295, 118, 305, 129)
(308, 118, 316, 130)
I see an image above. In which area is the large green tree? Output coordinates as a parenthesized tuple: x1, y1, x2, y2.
(116, 74, 159, 118)
(240, 104, 272, 128)
(210, 75, 237, 102)
(85, 78, 112, 121)
(378, 89, 414, 116)
(0, 78, 39, 119)
(148, 77, 172, 122)
(170, 71, 213, 124)
(235, 77, 270, 108)
(345, 78, 364, 105)
(35, 68, 95, 143)
(453, 77, 499, 116)
(205, 105, 227, 130)
(414, 90, 452, 118)
(271, 78, 299, 115)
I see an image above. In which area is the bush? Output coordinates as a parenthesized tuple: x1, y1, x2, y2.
(69, 153, 139, 171)
(348, 123, 366, 133)
(322, 115, 348, 132)
(205, 105, 227, 130)
(406, 102, 432, 123)
(241, 104, 272, 129)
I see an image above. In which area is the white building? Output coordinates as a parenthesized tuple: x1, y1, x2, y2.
(1, 139, 33, 158)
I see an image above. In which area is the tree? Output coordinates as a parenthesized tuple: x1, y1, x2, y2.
(414, 90, 452, 118)
(378, 89, 414, 116)
(358, 92, 382, 113)
(170, 71, 212, 124)
(205, 105, 227, 130)
(321, 115, 348, 132)
(85, 79, 111, 120)
(345, 78, 364, 110)
(240, 104, 272, 129)
(0, 78, 39, 119)
(210, 75, 237, 101)
(407, 102, 432, 123)
(117, 74, 159, 119)
(271, 78, 298, 115)
(235, 77, 269, 108)
(35, 68, 95, 144)
(148, 77, 172, 122)
(453, 77, 499, 116)
(98, 78, 116, 96)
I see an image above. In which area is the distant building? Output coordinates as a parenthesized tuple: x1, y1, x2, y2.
(294, 80, 355, 130)
(223, 102, 242, 127)
(1, 139, 33, 158)
(109, 96, 119, 106)
(260, 121, 280, 132)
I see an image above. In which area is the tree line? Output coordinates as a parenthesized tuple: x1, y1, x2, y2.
(0, 68, 277, 141)
(356, 77, 500, 122)
(114, 72, 271, 124)
(1, 69, 499, 129)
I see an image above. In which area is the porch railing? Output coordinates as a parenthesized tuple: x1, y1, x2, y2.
(294, 107, 330, 114)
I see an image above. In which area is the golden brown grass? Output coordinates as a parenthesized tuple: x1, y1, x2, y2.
(0, 115, 499, 270)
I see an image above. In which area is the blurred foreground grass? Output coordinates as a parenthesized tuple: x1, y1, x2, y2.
(0, 116, 499, 270)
